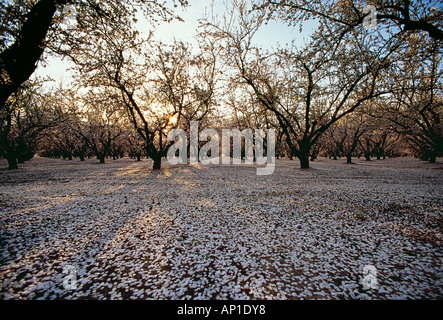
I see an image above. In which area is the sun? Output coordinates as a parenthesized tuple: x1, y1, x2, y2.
(168, 113, 178, 125)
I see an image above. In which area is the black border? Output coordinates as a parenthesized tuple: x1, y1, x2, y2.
(0, 299, 438, 319)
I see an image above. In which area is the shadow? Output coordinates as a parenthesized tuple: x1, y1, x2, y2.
(0, 158, 160, 298)
(2, 157, 442, 299)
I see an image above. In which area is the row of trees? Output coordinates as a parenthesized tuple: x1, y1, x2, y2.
(1, 96, 409, 167)
(1, 0, 442, 170)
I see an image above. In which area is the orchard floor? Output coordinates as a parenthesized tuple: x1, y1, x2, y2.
(0, 156, 442, 300)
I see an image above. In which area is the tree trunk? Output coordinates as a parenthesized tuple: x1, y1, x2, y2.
(298, 152, 310, 169)
(429, 154, 437, 163)
(346, 154, 352, 164)
(136, 154, 141, 161)
(310, 151, 317, 161)
(7, 154, 18, 170)
(297, 140, 311, 169)
(98, 155, 105, 164)
(153, 156, 162, 170)
(365, 153, 371, 161)
(0, 0, 58, 111)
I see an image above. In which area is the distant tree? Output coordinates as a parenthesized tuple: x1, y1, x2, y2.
(0, 81, 60, 169)
(381, 36, 442, 162)
(333, 112, 369, 164)
(223, 83, 279, 160)
(125, 130, 146, 161)
(43, 123, 88, 160)
(108, 134, 127, 160)
(68, 89, 124, 164)
(318, 126, 340, 160)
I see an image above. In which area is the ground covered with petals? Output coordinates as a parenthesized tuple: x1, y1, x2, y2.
(0, 157, 442, 299)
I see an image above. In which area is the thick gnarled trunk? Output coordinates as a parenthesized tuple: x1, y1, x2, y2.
(152, 156, 162, 170)
(0, 0, 60, 110)
(298, 152, 310, 169)
(296, 139, 311, 169)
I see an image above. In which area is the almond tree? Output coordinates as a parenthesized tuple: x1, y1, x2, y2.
(68, 89, 125, 164)
(151, 40, 218, 162)
(203, 2, 396, 168)
(72, 17, 217, 169)
(0, 81, 61, 169)
(124, 130, 146, 161)
(318, 126, 341, 160)
(256, 0, 442, 164)
(333, 112, 369, 164)
(0, 0, 188, 112)
(381, 36, 442, 162)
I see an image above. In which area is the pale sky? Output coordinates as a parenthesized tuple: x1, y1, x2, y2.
(35, 0, 318, 86)
(152, 0, 316, 47)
